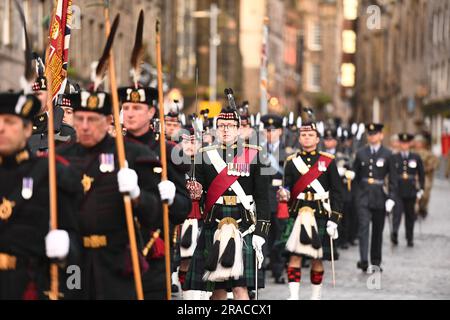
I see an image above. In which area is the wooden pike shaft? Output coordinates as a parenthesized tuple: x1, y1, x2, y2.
(45, 68, 59, 300)
(103, 7, 144, 300)
(156, 20, 172, 300)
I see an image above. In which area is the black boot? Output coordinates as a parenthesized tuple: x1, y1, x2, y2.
(391, 232, 398, 246)
(357, 261, 368, 272)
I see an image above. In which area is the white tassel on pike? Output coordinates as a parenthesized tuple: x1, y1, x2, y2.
(180, 218, 199, 259)
(286, 206, 323, 259)
(203, 221, 244, 282)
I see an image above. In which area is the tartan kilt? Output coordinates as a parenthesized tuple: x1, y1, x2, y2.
(277, 214, 339, 261)
(183, 205, 264, 292)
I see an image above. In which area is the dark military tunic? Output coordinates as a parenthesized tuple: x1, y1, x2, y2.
(353, 145, 398, 267)
(391, 152, 425, 244)
(0, 148, 80, 299)
(126, 130, 191, 300)
(57, 135, 163, 299)
(185, 141, 270, 291)
(282, 150, 343, 260)
(28, 107, 76, 154)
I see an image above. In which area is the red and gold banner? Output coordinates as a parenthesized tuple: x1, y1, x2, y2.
(45, 0, 72, 100)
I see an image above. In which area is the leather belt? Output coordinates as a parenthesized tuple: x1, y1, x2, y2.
(363, 178, 384, 185)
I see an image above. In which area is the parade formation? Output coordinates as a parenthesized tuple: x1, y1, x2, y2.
(0, 1, 446, 301)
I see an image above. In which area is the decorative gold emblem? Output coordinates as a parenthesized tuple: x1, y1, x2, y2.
(81, 174, 94, 194)
(51, 21, 60, 40)
(21, 99, 33, 117)
(15, 150, 30, 164)
(268, 118, 274, 125)
(130, 91, 141, 103)
(0, 198, 15, 221)
(87, 95, 99, 110)
(370, 124, 375, 130)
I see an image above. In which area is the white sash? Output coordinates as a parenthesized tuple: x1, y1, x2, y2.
(291, 155, 331, 213)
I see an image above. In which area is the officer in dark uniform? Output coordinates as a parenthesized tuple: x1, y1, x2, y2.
(184, 96, 270, 300)
(260, 114, 288, 284)
(28, 58, 75, 154)
(118, 86, 191, 299)
(0, 92, 80, 299)
(391, 133, 425, 247)
(324, 128, 356, 249)
(57, 90, 164, 300)
(353, 123, 398, 273)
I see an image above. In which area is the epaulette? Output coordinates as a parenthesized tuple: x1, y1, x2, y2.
(319, 151, 335, 159)
(199, 145, 220, 153)
(242, 143, 262, 151)
(286, 153, 297, 162)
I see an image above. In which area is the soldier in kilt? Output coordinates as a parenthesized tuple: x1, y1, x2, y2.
(184, 90, 270, 300)
(277, 121, 343, 300)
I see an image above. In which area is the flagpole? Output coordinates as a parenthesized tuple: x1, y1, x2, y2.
(103, 6, 144, 300)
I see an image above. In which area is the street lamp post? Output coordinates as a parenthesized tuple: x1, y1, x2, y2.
(192, 3, 220, 102)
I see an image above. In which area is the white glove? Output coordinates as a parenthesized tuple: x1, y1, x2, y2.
(416, 190, 424, 200)
(385, 199, 395, 212)
(252, 235, 265, 269)
(345, 170, 356, 181)
(158, 180, 176, 206)
(326, 221, 339, 240)
(117, 168, 140, 199)
(337, 167, 346, 177)
(45, 230, 70, 259)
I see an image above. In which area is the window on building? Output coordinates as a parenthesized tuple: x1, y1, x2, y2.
(342, 30, 356, 54)
(343, 0, 358, 20)
(1, 0, 12, 46)
(308, 63, 321, 92)
(341, 63, 355, 87)
(309, 23, 321, 51)
(433, 12, 439, 46)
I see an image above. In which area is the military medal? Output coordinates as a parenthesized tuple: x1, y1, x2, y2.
(99, 153, 115, 173)
(318, 161, 327, 172)
(376, 159, 385, 167)
(0, 198, 15, 221)
(21, 177, 33, 200)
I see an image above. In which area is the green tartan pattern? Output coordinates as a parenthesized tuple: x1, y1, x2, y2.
(183, 205, 264, 291)
(276, 213, 339, 261)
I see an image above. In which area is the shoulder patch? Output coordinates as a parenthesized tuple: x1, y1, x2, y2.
(242, 143, 262, 151)
(319, 151, 336, 159)
(199, 145, 220, 153)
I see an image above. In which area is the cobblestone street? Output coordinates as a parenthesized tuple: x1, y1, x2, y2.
(260, 178, 450, 300)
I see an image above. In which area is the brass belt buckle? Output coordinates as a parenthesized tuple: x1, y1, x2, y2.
(0, 253, 17, 270)
(305, 191, 314, 201)
(223, 196, 237, 206)
(83, 235, 107, 248)
(368, 178, 375, 184)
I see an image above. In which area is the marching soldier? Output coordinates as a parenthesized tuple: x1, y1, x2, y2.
(28, 54, 75, 154)
(0, 92, 80, 299)
(391, 133, 425, 247)
(260, 114, 288, 284)
(323, 128, 355, 249)
(278, 121, 343, 300)
(57, 90, 164, 299)
(353, 123, 398, 273)
(184, 90, 270, 300)
(177, 124, 205, 299)
(413, 134, 439, 219)
(336, 128, 357, 247)
(118, 86, 191, 299)
(164, 108, 183, 142)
